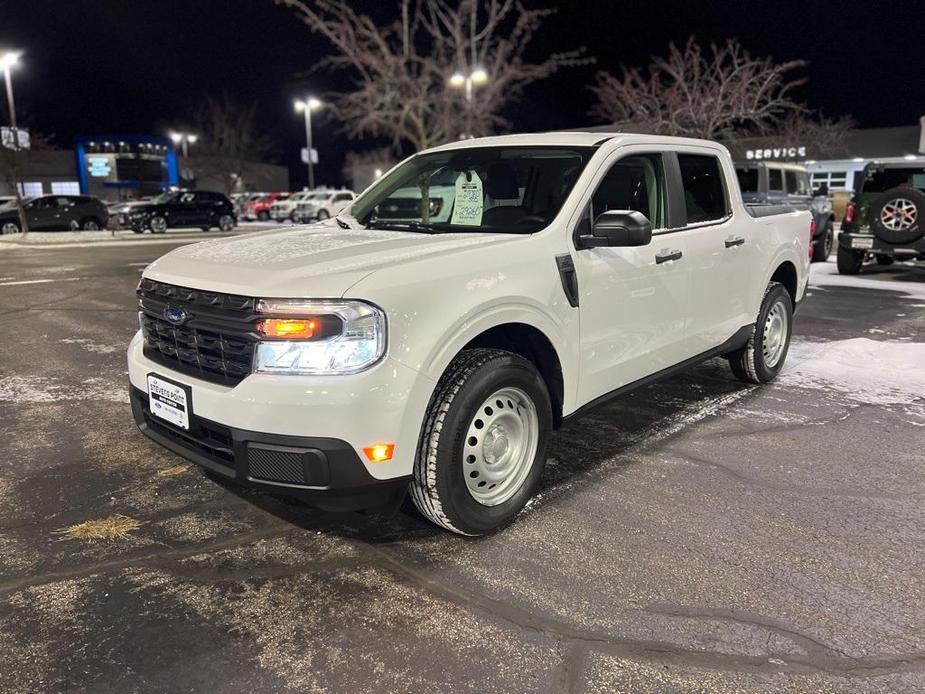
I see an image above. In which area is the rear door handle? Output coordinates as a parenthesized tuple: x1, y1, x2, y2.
(655, 250, 683, 264)
(724, 237, 745, 248)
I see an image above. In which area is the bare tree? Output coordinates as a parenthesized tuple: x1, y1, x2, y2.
(771, 112, 856, 158)
(277, 0, 590, 152)
(590, 38, 807, 141)
(193, 96, 274, 195)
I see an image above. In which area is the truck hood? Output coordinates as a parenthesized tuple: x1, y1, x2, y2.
(143, 221, 515, 298)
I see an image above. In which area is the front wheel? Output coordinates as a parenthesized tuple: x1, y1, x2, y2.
(410, 348, 552, 536)
(811, 220, 833, 262)
(727, 282, 793, 384)
(149, 216, 168, 234)
(217, 214, 235, 232)
(1, 220, 21, 235)
(837, 245, 863, 274)
(257, 210, 269, 222)
(316, 209, 329, 221)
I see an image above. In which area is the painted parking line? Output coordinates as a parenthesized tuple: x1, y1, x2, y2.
(0, 277, 82, 286)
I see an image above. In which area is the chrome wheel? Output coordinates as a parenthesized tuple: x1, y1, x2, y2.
(880, 198, 917, 231)
(218, 215, 234, 231)
(1, 222, 19, 235)
(150, 216, 167, 233)
(762, 299, 789, 368)
(463, 386, 539, 507)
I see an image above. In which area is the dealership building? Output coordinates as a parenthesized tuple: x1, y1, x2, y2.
(2, 133, 288, 200)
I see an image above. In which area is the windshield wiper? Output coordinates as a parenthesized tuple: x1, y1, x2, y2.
(364, 219, 443, 234)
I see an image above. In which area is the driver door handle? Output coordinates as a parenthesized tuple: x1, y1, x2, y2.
(724, 236, 745, 248)
(655, 249, 683, 264)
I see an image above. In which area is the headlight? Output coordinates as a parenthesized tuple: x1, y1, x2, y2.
(253, 299, 386, 375)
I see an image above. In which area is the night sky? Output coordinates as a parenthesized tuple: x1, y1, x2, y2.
(3, 0, 923, 188)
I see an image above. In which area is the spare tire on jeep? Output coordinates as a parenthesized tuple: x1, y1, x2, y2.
(867, 187, 925, 245)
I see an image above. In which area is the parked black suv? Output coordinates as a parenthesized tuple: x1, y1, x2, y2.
(120, 190, 236, 234)
(837, 163, 925, 274)
(0, 195, 109, 234)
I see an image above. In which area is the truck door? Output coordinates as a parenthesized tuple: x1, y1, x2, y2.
(572, 150, 694, 405)
(680, 152, 756, 351)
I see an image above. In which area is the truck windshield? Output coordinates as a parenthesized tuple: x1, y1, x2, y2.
(350, 146, 594, 234)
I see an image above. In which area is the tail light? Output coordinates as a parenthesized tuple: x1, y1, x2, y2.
(844, 202, 856, 224)
(808, 219, 816, 259)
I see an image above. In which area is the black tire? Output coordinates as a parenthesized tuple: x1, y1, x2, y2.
(811, 219, 833, 262)
(410, 348, 552, 536)
(258, 210, 269, 222)
(131, 227, 145, 234)
(1, 220, 21, 235)
(875, 255, 895, 266)
(200, 226, 211, 231)
(867, 187, 925, 244)
(149, 216, 168, 234)
(80, 217, 101, 231)
(316, 209, 329, 221)
(727, 282, 793, 384)
(837, 245, 863, 275)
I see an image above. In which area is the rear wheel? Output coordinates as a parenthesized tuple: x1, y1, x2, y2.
(257, 210, 269, 222)
(410, 348, 551, 536)
(316, 209, 329, 221)
(1, 220, 20, 235)
(837, 245, 863, 275)
(727, 282, 793, 384)
(80, 218, 101, 231)
(811, 220, 833, 262)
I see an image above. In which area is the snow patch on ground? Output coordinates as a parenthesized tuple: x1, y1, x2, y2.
(781, 337, 925, 406)
(59, 337, 121, 354)
(0, 376, 128, 404)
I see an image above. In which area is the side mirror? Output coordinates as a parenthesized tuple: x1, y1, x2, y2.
(577, 210, 652, 249)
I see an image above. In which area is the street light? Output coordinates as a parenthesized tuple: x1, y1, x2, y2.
(294, 96, 322, 190)
(448, 67, 489, 138)
(1, 50, 22, 129)
(168, 131, 197, 158)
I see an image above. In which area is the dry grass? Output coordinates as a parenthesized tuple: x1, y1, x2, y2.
(154, 464, 189, 480)
(56, 515, 142, 542)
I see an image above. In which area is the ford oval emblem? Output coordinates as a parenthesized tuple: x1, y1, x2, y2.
(163, 306, 187, 325)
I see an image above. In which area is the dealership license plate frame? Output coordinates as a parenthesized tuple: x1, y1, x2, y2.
(851, 236, 875, 250)
(147, 373, 192, 430)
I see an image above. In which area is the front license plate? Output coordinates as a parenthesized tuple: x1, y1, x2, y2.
(851, 237, 874, 249)
(147, 374, 190, 430)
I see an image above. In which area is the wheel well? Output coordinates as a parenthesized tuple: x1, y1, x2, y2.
(463, 323, 565, 429)
(770, 261, 797, 306)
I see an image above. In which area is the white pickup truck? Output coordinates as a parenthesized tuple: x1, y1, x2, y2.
(129, 132, 811, 535)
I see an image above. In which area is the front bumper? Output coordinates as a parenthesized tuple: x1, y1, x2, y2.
(127, 332, 434, 506)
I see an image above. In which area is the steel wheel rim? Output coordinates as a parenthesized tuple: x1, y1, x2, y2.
(1, 222, 18, 235)
(463, 386, 539, 507)
(880, 198, 917, 231)
(763, 300, 789, 368)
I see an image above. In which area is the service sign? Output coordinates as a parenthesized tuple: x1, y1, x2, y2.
(746, 146, 807, 161)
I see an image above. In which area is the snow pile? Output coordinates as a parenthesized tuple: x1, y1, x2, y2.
(781, 338, 925, 406)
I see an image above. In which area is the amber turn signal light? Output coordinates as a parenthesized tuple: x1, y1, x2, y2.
(363, 443, 395, 463)
(257, 318, 317, 339)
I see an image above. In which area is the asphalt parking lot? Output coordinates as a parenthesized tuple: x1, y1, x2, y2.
(0, 239, 923, 692)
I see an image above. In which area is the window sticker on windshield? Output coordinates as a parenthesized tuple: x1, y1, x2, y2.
(451, 171, 483, 226)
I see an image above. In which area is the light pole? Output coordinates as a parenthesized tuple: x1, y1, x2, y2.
(448, 67, 488, 138)
(294, 96, 322, 190)
(1, 51, 22, 131)
(168, 131, 197, 158)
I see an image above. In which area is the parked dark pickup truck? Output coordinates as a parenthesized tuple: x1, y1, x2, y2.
(735, 162, 834, 262)
(837, 163, 925, 274)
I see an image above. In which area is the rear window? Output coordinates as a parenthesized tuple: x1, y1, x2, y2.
(785, 170, 812, 195)
(678, 154, 728, 224)
(861, 167, 925, 193)
(735, 168, 758, 193)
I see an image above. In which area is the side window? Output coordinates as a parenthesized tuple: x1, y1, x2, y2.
(677, 154, 728, 224)
(591, 154, 666, 229)
(179, 192, 196, 204)
(768, 168, 783, 191)
(334, 193, 352, 202)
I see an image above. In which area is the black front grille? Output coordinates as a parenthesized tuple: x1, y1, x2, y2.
(138, 278, 259, 386)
